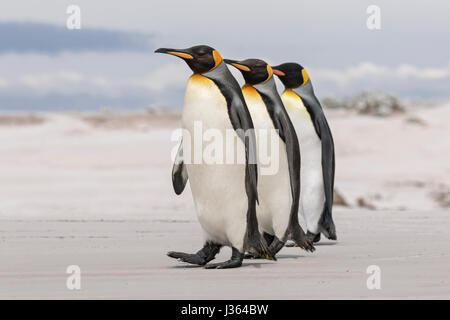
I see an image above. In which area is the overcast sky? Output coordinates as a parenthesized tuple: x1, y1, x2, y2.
(0, 0, 449, 110)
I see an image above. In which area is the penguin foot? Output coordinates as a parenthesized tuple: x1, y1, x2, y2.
(286, 232, 318, 248)
(167, 251, 207, 265)
(318, 209, 337, 240)
(204, 259, 243, 269)
(244, 236, 284, 259)
(204, 247, 243, 269)
(326, 234, 337, 241)
(290, 225, 315, 252)
(244, 252, 261, 259)
(245, 231, 276, 261)
(319, 225, 337, 241)
(306, 231, 321, 243)
(168, 242, 221, 266)
(263, 232, 275, 246)
(295, 239, 315, 252)
(268, 237, 285, 256)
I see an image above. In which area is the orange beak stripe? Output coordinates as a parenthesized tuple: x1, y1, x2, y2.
(272, 69, 285, 76)
(232, 63, 251, 72)
(167, 51, 194, 59)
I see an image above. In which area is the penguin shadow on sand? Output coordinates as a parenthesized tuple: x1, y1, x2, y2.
(313, 241, 338, 246)
(274, 254, 306, 260)
(276, 240, 338, 259)
(285, 241, 338, 247)
(169, 261, 272, 269)
(168, 247, 275, 269)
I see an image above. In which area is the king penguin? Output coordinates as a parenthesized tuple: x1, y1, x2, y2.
(225, 58, 314, 257)
(271, 63, 337, 243)
(155, 45, 274, 269)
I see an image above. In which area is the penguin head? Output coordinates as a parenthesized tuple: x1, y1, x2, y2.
(155, 45, 223, 74)
(224, 58, 273, 85)
(271, 63, 310, 89)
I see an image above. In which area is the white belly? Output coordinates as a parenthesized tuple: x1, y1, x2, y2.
(244, 89, 292, 239)
(283, 91, 325, 234)
(182, 74, 248, 250)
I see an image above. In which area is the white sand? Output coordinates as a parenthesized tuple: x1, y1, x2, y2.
(0, 107, 449, 299)
(331, 105, 450, 210)
(1, 210, 449, 299)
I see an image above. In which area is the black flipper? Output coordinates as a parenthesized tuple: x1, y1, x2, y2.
(317, 117, 336, 240)
(172, 140, 188, 195)
(299, 93, 337, 240)
(228, 100, 274, 260)
(259, 92, 315, 252)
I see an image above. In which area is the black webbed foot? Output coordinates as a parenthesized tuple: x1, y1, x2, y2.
(306, 231, 321, 243)
(168, 243, 221, 266)
(244, 235, 284, 259)
(290, 225, 315, 252)
(244, 252, 261, 259)
(167, 252, 206, 265)
(263, 232, 275, 246)
(204, 247, 244, 269)
(268, 237, 285, 256)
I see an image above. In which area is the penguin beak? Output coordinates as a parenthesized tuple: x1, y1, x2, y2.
(224, 59, 238, 64)
(154, 48, 194, 60)
(271, 67, 286, 77)
(224, 59, 251, 72)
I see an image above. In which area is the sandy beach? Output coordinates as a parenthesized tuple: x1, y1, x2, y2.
(2, 209, 450, 299)
(0, 106, 449, 299)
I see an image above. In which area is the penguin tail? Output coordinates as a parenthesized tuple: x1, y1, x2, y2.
(319, 207, 337, 240)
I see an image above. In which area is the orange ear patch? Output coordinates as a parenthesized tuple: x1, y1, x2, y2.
(301, 69, 309, 86)
(266, 65, 273, 81)
(212, 50, 223, 67)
